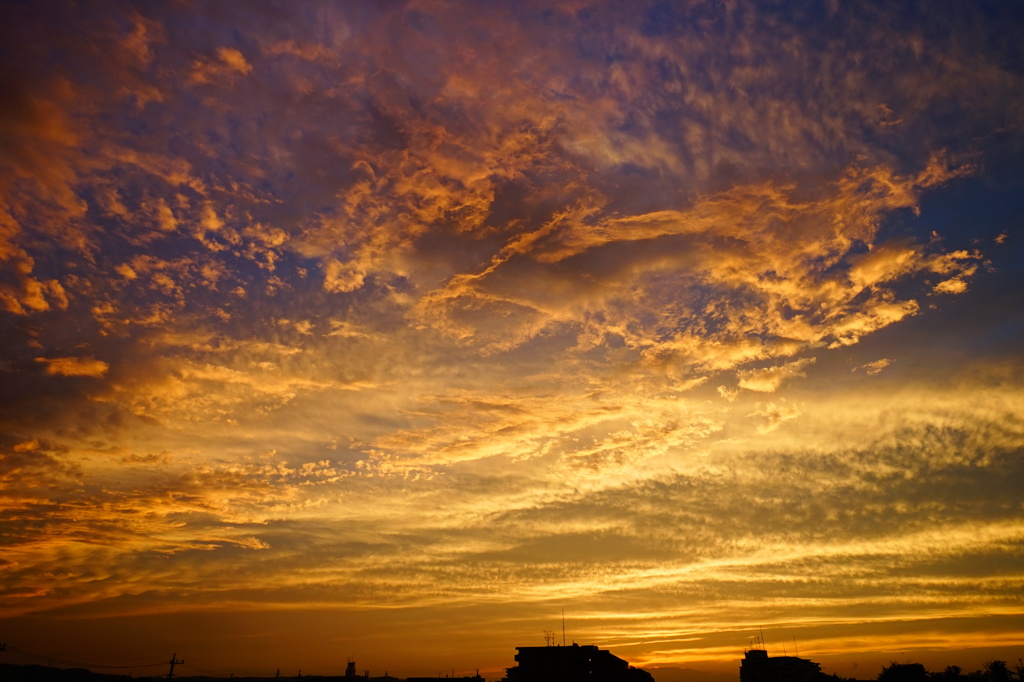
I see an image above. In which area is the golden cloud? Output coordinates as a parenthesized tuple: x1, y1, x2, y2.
(188, 46, 253, 85)
(737, 357, 816, 393)
(35, 356, 110, 378)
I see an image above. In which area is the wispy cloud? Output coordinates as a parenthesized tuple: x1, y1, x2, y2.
(35, 356, 109, 378)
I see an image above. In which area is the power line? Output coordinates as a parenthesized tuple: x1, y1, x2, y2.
(186, 657, 271, 678)
(5, 643, 300, 680)
(184, 659, 235, 676)
(4, 642, 165, 670)
(167, 652, 185, 680)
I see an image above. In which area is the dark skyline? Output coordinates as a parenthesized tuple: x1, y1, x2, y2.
(2, 642, 1021, 682)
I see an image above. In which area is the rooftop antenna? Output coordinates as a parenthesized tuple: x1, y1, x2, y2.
(759, 627, 766, 653)
(793, 636, 799, 658)
(562, 609, 566, 646)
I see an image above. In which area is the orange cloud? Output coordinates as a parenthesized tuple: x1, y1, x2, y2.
(188, 47, 253, 85)
(853, 359, 892, 375)
(35, 356, 110, 378)
(413, 157, 980, 384)
(737, 358, 816, 393)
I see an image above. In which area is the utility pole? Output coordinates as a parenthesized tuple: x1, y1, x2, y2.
(167, 653, 184, 680)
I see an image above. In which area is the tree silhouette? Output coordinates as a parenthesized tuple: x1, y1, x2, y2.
(982, 661, 1010, 682)
(940, 665, 963, 680)
(877, 662, 929, 682)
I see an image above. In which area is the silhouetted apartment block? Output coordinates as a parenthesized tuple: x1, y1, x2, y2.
(739, 648, 823, 682)
(505, 644, 653, 682)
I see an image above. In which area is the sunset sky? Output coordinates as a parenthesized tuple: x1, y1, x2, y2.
(1, 1, 1023, 680)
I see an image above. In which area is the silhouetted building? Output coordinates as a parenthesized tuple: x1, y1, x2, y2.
(739, 648, 822, 682)
(505, 644, 653, 682)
